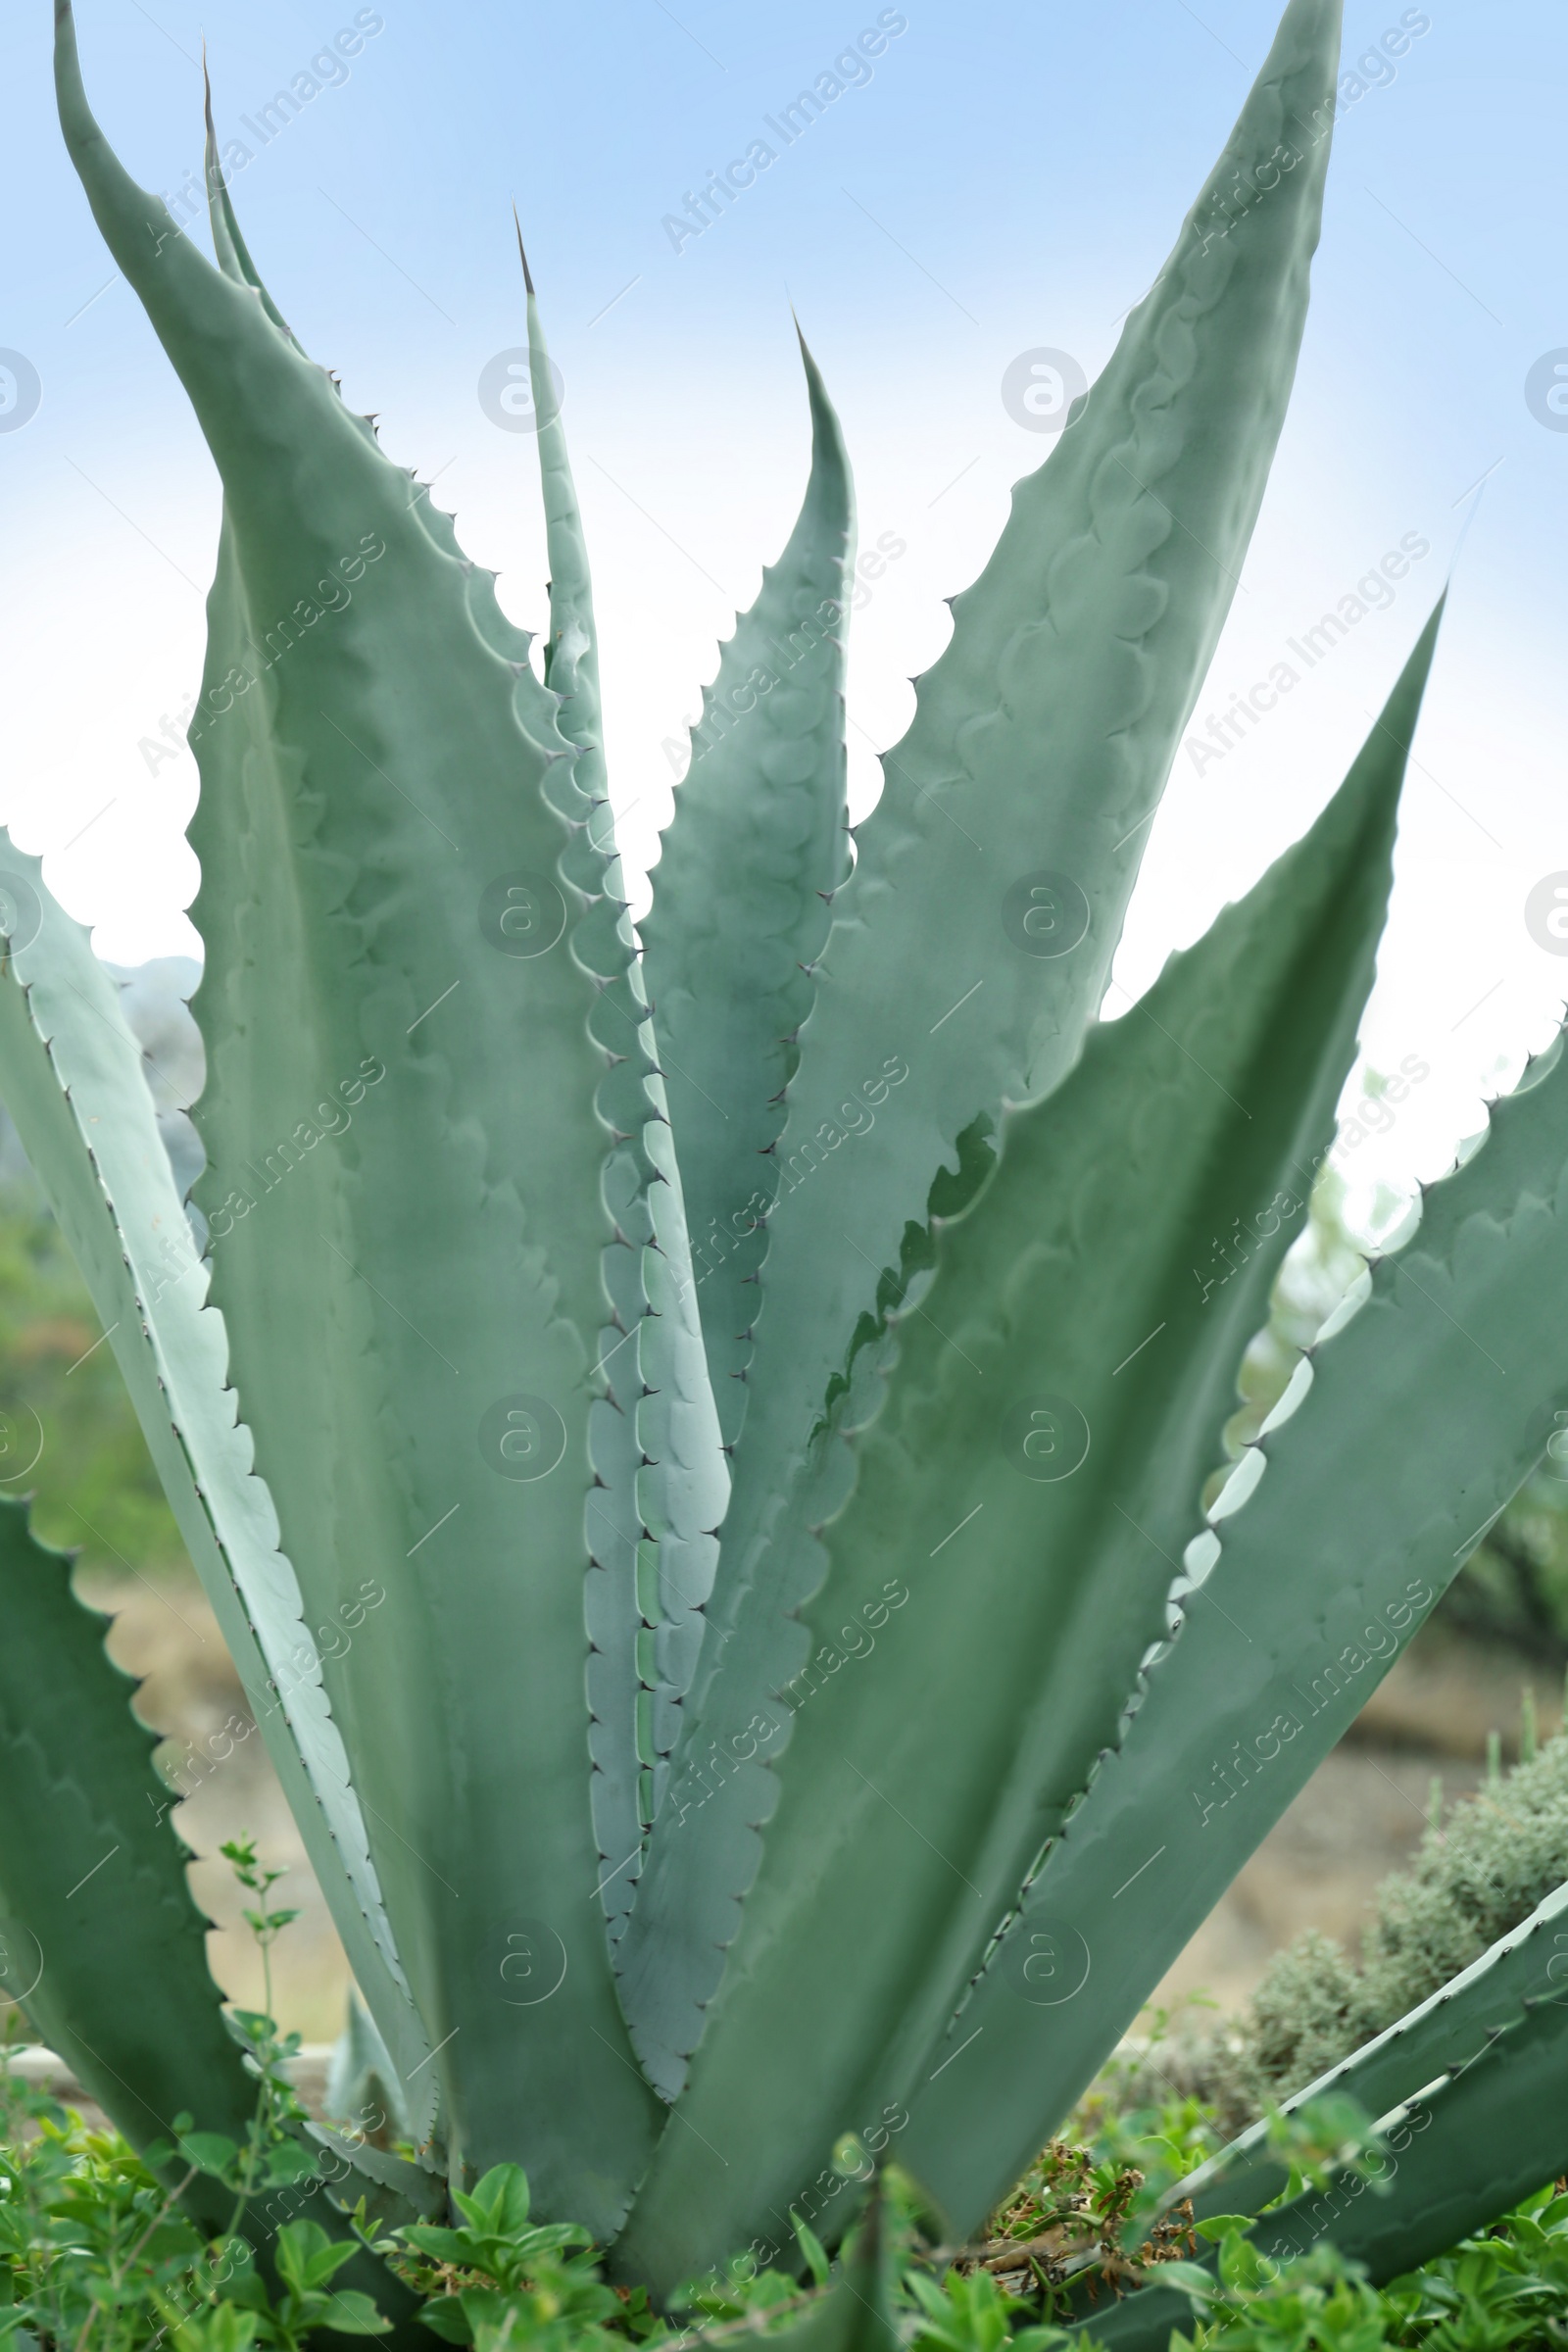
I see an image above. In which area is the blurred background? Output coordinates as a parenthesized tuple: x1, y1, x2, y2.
(2, 0, 1568, 2037)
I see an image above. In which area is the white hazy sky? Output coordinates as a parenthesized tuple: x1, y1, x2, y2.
(3, 0, 1567, 1236)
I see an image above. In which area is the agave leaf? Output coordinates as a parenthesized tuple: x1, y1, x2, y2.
(326, 1988, 413, 2145)
(0, 1495, 254, 2225)
(904, 1021, 1568, 2242)
(626, 0, 1347, 2078)
(0, 832, 428, 2118)
(306, 2124, 450, 2234)
(1186, 1879, 1568, 2229)
(641, 333, 855, 1449)
(516, 230, 599, 781)
(1070, 1908, 1568, 2344)
(515, 242, 728, 1933)
(202, 66, 298, 344)
(1220, 1933, 1568, 2285)
(56, 9, 661, 2224)
(613, 606, 1431, 2285)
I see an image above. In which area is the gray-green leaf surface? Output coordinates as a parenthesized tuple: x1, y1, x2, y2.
(0, 1494, 254, 2231)
(0, 830, 426, 2118)
(56, 6, 661, 2230)
(614, 596, 1426, 2290)
(906, 1012, 1568, 2241)
(1072, 1900, 1568, 2343)
(517, 252, 728, 1935)
(641, 335, 854, 1451)
(622, 0, 1348, 2095)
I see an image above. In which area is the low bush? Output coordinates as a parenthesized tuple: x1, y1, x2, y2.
(1210, 1714, 1568, 2130)
(8, 2038, 1568, 2352)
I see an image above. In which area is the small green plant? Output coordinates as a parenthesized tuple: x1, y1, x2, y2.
(1385, 2187, 1568, 2350)
(903, 2265, 1065, 2352)
(0, 2039, 384, 2352)
(211, 1839, 307, 2238)
(0, 1857, 401, 2352)
(13, 2062, 1568, 2352)
(379, 2164, 627, 2352)
(0, 2035, 211, 2352)
(1148, 2187, 1568, 2352)
(153, 2221, 389, 2352)
(1164, 2221, 1393, 2352)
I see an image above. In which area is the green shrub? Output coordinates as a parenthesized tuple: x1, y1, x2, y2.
(13, 2033, 1568, 2352)
(1214, 1727, 1568, 2127)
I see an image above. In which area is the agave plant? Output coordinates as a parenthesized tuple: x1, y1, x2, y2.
(5, 0, 1568, 2321)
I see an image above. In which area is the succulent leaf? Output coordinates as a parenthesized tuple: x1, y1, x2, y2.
(457, 252, 714, 1930)
(613, 606, 1432, 2284)
(1069, 1894, 1568, 2343)
(0, 830, 426, 2115)
(0, 1493, 255, 2226)
(905, 968, 1568, 2241)
(41, 0, 1554, 2290)
(516, 254, 728, 1936)
(625, 0, 1348, 2084)
(1188, 1879, 1568, 2230)
(55, 5, 662, 2226)
(641, 334, 855, 1451)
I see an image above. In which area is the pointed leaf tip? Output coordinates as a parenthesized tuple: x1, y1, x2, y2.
(202, 48, 220, 175)
(512, 204, 536, 296)
(1369, 592, 1446, 765)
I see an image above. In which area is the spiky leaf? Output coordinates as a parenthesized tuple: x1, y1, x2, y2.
(625, 0, 1348, 2080)
(905, 1020, 1568, 2240)
(0, 832, 426, 2114)
(0, 1495, 253, 2225)
(515, 246, 728, 1934)
(1069, 1898, 1568, 2343)
(614, 606, 1428, 2287)
(1181, 1880, 1568, 2232)
(641, 335, 854, 1448)
(56, 8, 661, 2225)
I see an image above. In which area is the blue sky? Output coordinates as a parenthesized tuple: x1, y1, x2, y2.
(3, 0, 1567, 1230)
